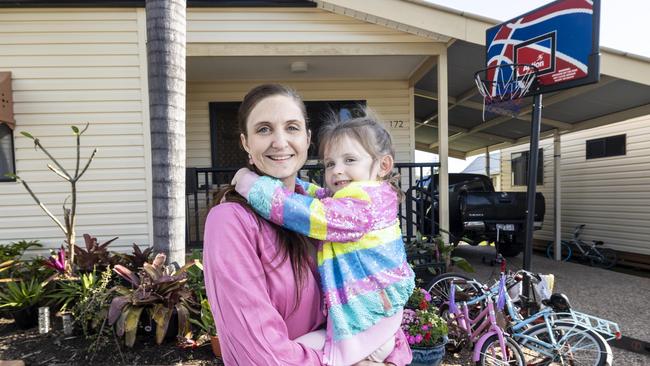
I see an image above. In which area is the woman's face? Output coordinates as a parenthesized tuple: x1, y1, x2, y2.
(241, 95, 310, 187)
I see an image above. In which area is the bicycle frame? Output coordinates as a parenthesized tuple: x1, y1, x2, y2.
(448, 289, 511, 362)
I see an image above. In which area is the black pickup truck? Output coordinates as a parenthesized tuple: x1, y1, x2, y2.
(415, 173, 545, 257)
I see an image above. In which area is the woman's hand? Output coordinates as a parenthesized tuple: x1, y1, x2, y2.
(352, 361, 394, 366)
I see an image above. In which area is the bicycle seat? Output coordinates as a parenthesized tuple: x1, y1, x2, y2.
(541, 293, 571, 312)
(593, 240, 604, 246)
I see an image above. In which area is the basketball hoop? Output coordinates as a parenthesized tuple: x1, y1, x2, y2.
(474, 63, 539, 121)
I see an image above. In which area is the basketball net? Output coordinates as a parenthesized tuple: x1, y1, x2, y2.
(474, 64, 538, 121)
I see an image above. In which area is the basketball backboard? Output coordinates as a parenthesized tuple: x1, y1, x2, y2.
(484, 0, 601, 97)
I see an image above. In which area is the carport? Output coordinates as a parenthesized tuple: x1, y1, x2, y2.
(324, 0, 650, 251)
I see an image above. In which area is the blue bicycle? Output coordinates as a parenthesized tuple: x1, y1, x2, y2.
(546, 224, 618, 269)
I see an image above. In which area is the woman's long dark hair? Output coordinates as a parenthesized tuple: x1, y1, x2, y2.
(214, 84, 312, 306)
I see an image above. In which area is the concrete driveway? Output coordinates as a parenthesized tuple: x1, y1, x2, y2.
(446, 244, 650, 365)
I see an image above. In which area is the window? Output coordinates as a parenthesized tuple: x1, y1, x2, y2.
(511, 149, 543, 186)
(586, 134, 626, 159)
(0, 123, 15, 182)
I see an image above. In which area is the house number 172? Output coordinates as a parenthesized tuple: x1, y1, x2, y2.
(389, 120, 405, 128)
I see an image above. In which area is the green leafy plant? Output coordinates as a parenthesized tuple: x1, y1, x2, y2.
(108, 253, 198, 347)
(190, 298, 216, 337)
(185, 249, 205, 301)
(0, 240, 43, 279)
(74, 234, 119, 273)
(433, 236, 474, 273)
(402, 287, 447, 347)
(0, 278, 47, 310)
(70, 266, 115, 336)
(0, 240, 42, 263)
(7, 125, 98, 275)
(47, 269, 101, 312)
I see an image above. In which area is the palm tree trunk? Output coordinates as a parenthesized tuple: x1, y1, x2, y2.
(146, 0, 186, 266)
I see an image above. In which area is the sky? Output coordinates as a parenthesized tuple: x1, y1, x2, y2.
(416, 0, 649, 172)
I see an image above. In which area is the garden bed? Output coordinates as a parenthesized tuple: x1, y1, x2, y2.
(0, 317, 223, 366)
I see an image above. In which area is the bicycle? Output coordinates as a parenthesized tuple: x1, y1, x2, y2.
(546, 224, 618, 269)
(443, 281, 526, 365)
(430, 270, 621, 366)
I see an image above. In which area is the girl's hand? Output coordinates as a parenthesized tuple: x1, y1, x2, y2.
(232, 167, 260, 199)
(231, 167, 253, 185)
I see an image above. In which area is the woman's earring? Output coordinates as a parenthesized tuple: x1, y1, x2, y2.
(248, 154, 254, 165)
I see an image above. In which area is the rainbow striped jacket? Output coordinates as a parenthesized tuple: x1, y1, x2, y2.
(239, 175, 415, 343)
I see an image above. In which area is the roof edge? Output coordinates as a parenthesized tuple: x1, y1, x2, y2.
(401, 0, 499, 25)
(601, 46, 650, 64)
(0, 0, 316, 8)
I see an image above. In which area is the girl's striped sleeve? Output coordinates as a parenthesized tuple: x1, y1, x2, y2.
(246, 176, 373, 242)
(295, 178, 330, 199)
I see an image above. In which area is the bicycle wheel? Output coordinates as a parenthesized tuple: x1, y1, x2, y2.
(546, 241, 571, 261)
(519, 320, 612, 366)
(589, 248, 618, 269)
(426, 272, 481, 308)
(476, 334, 526, 366)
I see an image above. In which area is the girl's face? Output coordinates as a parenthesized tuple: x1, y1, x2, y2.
(324, 134, 392, 193)
(240, 95, 310, 187)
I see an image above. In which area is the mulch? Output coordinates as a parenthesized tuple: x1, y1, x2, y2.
(0, 317, 224, 366)
(0, 316, 473, 365)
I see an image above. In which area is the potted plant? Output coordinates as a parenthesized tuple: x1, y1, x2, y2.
(0, 278, 47, 329)
(402, 287, 448, 366)
(190, 298, 220, 357)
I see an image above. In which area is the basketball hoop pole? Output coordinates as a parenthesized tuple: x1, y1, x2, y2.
(521, 93, 542, 311)
(524, 93, 542, 272)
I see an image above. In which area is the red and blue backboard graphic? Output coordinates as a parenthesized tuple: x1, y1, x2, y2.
(485, 0, 600, 97)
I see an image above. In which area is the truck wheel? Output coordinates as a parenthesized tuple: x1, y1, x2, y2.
(497, 239, 522, 257)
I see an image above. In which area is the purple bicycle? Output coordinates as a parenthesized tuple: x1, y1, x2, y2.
(444, 280, 525, 366)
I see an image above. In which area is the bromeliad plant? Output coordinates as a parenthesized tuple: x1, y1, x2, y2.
(74, 234, 119, 273)
(108, 253, 198, 347)
(0, 278, 47, 311)
(118, 243, 153, 272)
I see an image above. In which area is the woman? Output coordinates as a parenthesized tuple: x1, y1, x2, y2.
(203, 84, 412, 365)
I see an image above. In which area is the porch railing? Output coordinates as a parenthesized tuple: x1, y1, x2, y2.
(186, 162, 440, 248)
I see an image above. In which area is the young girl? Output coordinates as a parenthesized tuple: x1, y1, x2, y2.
(233, 113, 415, 365)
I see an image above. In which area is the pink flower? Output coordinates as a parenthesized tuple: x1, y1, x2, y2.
(408, 336, 416, 345)
(424, 292, 432, 302)
(415, 334, 423, 343)
(421, 325, 429, 331)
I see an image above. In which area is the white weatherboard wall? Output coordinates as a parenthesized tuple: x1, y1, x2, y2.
(0, 9, 152, 254)
(500, 115, 650, 255)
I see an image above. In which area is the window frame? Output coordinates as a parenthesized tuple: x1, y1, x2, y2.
(0, 123, 16, 182)
(586, 134, 626, 160)
(511, 148, 543, 187)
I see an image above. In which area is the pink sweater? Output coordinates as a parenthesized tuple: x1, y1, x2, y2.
(203, 202, 413, 365)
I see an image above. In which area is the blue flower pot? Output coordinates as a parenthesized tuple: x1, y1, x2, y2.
(409, 338, 446, 366)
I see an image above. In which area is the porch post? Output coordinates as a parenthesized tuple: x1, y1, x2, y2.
(553, 130, 562, 260)
(437, 51, 449, 243)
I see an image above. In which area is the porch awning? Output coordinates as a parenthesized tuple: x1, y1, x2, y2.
(0, 72, 15, 130)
